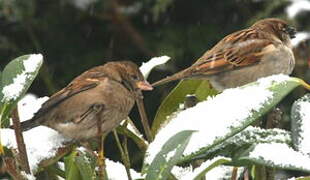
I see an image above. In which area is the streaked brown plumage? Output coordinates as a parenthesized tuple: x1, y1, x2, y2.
(20, 61, 153, 140)
(152, 18, 297, 90)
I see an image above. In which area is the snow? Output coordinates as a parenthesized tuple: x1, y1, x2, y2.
(139, 56, 171, 79)
(295, 100, 310, 155)
(172, 157, 240, 179)
(1, 127, 71, 173)
(291, 32, 310, 47)
(17, 94, 49, 122)
(228, 126, 291, 145)
(2, 74, 27, 101)
(1, 94, 71, 172)
(286, 0, 310, 18)
(106, 159, 143, 180)
(1, 54, 43, 102)
(145, 74, 290, 164)
(249, 143, 310, 171)
(21, 171, 36, 180)
(206, 165, 241, 180)
(179, 156, 231, 180)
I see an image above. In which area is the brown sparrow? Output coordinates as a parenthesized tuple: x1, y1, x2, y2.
(152, 18, 297, 90)
(19, 61, 153, 140)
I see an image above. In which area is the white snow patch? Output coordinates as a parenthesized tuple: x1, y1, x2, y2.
(145, 75, 290, 164)
(1, 127, 71, 172)
(292, 32, 310, 47)
(179, 156, 231, 180)
(172, 166, 192, 179)
(296, 101, 310, 155)
(139, 56, 171, 79)
(23, 54, 43, 72)
(166, 149, 177, 161)
(106, 159, 143, 180)
(21, 171, 36, 180)
(1, 93, 71, 172)
(249, 143, 310, 171)
(17, 94, 49, 122)
(1, 54, 43, 102)
(287, 0, 310, 18)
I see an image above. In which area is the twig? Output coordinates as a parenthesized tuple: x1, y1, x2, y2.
(231, 167, 238, 180)
(3, 157, 25, 179)
(11, 108, 31, 174)
(113, 129, 132, 180)
(136, 97, 153, 142)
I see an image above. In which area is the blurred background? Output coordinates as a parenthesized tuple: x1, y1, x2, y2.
(0, 0, 309, 170)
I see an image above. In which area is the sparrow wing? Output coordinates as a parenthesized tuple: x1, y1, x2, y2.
(32, 69, 109, 121)
(192, 28, 275, 75)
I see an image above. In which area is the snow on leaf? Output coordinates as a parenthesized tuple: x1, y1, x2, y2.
(145, 74, 293, 164)
(248, 143, 310, 172)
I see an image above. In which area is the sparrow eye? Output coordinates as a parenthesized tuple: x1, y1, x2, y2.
(284, 25, 297, 39)
(131, 75, 139, 81)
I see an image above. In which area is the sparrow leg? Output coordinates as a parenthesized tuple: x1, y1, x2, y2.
(89, 103, 107, 179)
(97, 134, 107, 180)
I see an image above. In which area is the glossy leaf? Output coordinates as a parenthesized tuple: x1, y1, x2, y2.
(145, 130, 195, 180)
(291, 93, 310, 154)
(237, 143, 310, 173)
(75, 149, 96, 180)
(0, 54, 43, 127)
(152, 79, 217, 135)
(178, 77, 304, 164)
(194, 157, 231, 180)
(64, 151, 82, 180)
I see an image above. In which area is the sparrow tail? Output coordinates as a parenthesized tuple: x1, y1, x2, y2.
(10, 119, 41, 131)
(151, 68, 194, 87)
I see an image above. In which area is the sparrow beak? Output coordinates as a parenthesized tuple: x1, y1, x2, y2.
(286, 26, 297, 39)
(136, 81, 153, 91)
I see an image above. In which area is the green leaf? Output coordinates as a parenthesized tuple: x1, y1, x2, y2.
(0, 54, 43, 127)
(152, 79, 217, 135)
(237, 143, 310, 173)
(116, 118, 148, 151)
(145, 130, 195, 180)
(64, 151, 82, 180)
(201, 127, 291, 161)
(178, 77, 303, 164)
(291, 93, 310, 153)
(193, 157, 231, 180)
(75, 149, 97, 180)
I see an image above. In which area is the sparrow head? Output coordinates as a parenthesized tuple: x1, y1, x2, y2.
(251, 18, 296, 45)
(104, 61, 153, 92)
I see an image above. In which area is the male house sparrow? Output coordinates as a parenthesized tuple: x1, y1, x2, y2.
(20, 61, 153, 140)
(152, 18, 297, 90)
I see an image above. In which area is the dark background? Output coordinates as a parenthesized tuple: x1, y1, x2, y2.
(1, 0, 309, 169)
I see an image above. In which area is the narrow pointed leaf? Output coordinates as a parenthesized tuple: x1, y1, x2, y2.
(178, 76, 304, 164)
(64, 151, 82, 180)
(152, 79, 217, 135)
(237, 143, 310, 173)
(145, 130, 195, 180)
(75, 149, 96, 180)
(291, 93, 310, 155)
(193, 157, 231, 180)
(116, 119, 148, 151)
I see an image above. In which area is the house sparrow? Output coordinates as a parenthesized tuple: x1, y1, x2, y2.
(19, 61, 153, 140)
(152, 18, 297, 90)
